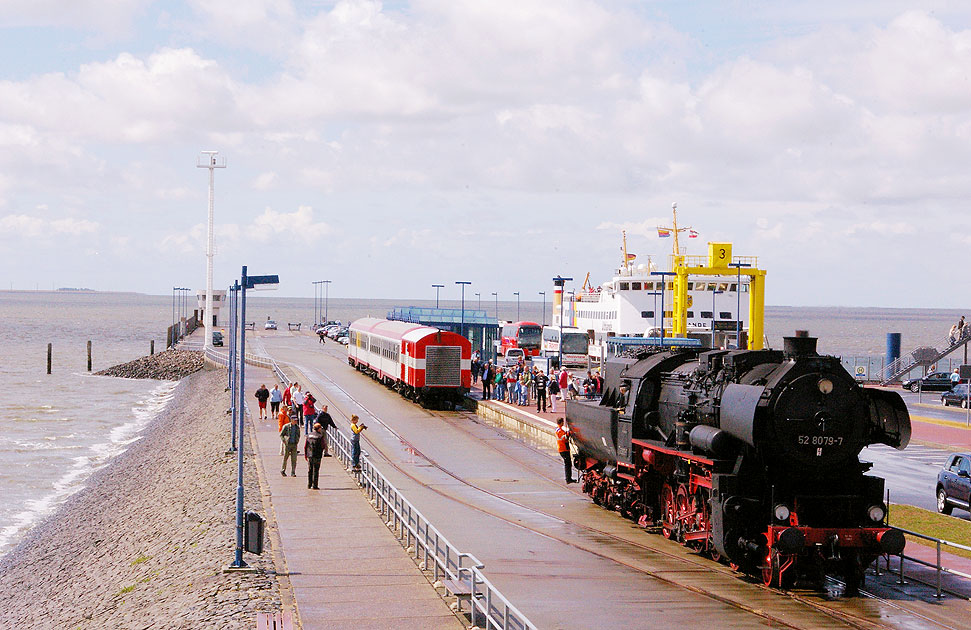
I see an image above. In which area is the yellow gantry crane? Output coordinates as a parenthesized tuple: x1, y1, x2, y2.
(659, 204, 766, 350)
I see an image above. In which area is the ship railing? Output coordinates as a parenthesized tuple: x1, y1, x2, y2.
(878, 526, 971, 599)
(674, 254, 759, 269)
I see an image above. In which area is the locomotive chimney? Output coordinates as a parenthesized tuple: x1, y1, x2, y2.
(783, 334, 817, 358)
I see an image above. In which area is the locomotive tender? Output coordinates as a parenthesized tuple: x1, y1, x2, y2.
(348, 318, 471, 409)
(565, 335, 911, 591)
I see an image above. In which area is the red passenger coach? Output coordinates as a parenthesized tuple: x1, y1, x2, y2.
(347, 318, 471, 408)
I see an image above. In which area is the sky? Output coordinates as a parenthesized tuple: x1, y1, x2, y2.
(1, 1, 970, 307)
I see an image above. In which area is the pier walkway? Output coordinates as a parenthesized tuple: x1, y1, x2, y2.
(245, 365, 463, 630)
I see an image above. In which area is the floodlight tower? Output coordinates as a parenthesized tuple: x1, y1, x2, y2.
(198, 150, 226, 350)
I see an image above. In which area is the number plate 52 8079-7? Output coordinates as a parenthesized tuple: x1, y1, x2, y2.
(798, 435, 843, 447)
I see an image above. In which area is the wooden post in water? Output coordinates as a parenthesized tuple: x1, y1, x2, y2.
(150, 340, 155, 356)
(87, 340, 92, 372)
(47, 343, 52, 374)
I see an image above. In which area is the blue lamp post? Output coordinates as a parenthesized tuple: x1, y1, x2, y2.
(229, 266, 279, 570)
(645, 291, 661, 344)
(711, 287, 724, 347)
(650, 271, 676, 341)
(538, 291, 546, 325)
(432, 284, 444, 309)
(728, 262, 751, 349)
(513, 292, 520, 321)
(456, 281, 471, 338)
(552, 276, 573, 367)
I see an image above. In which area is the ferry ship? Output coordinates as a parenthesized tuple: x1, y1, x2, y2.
(552, 205, 765, 359)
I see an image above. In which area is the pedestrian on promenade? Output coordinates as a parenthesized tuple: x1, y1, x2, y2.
(303, 391, 318, 433)
(283, 382, 293, 411)
(548, 369, 559, 412)
(558, 368, 569, 402)
(506, 366, 518, 403)
(292, 384, 305, 424)
(494, 367, 505, 401)
(350, 414, 367, 471)
(254, 384, 270, 420)
(555, 418, 575, 484)
(316, 405, 335, 456)
(269, 385, 283, 416)
(951, 369, 961, 387)
(305, 423, 325, 489)
(481, 361, 493, 400)
(950, 324, 959, 345)
(519, 368, 532, 406)
(534, 367, 548, 413)
(960, 316, 967, 339)
(278, 407, 291, 455)
(280, 415, 301, 477)
(471, 356, 480, 385)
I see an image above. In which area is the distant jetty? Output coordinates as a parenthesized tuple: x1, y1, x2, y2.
(96, 349, 204, 380)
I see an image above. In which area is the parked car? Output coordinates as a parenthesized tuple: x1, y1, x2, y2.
(265, 320, 277, 330)
(901, 372, 954, 392)
(937, 453, 971, 515)
(503, 348, 525, 366)
(942, 383, 971, 408)
(212, 331, 224, 347)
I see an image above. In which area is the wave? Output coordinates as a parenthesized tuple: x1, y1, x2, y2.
(0, 380, 178, 556)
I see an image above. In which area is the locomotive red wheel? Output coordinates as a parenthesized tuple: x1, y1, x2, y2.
(762, 550, 796, 589)
(675, 484, 692, 544)
(660, 484, 676, 539)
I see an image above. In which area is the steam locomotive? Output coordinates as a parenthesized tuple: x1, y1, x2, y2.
(565, 336, 911, 591)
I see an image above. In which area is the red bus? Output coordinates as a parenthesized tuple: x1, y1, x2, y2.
(500, 321, 543, 357)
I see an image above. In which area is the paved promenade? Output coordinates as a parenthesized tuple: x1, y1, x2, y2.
(246, 367, 462, 630)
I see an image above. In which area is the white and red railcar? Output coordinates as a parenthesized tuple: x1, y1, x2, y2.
(347, 318, 471, 407)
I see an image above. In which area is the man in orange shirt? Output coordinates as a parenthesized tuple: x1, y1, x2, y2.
(555, 418, 575, 484)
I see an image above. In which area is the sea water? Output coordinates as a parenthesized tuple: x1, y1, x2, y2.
(0, 291, 966, 557)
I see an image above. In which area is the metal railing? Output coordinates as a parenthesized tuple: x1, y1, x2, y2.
(879, 331, 970, 384)
(326, 425, 537, 630)
(208, 346, 535, 628)
(879, 527, 971, 598)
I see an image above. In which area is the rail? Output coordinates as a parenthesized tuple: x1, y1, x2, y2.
(208, 345, 535, 628)
(879, 526, 971, 598)
(325, 426, 537, 630)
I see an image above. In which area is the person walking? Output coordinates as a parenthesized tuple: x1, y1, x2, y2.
(960, 316, 967, 340)
(269, 384, 283, 416)
(292, 384, 305, 424)
(304, 422, 325, 489)
(548, 369, 559, 412)
(481, 361, 493, 400)
(558, 368, 569, 402)
(350, 414, 367, 471)
(303, 391, 318, 434)
(951, 368, 961, 388)
(316, 405, 336, 457)
(280, 415, 301, 477)
(534, 367, 548, 413)
(506, 366, 518, 403)
(254, 384, 270, 420)
(519, 368, 532, 406)
(555, 418, 575, 484)
(277, 406, 291, 455)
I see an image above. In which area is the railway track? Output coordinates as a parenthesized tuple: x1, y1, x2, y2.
(298, 360, 961, 630)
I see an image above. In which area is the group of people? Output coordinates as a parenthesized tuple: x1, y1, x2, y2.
(472, 357, 604, 412)
(949, 315, 968, 345)
(255, 381, 367, 490)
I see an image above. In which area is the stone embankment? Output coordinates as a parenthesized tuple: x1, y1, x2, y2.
(96, 348, 205, 380)
(0, 369, 283, 628)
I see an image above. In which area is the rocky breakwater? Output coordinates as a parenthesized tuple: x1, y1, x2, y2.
(0, 369, 284, 628)
(96, 348, 205, 380)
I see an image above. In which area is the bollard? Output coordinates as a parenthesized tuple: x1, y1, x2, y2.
(87, 340, 92, 372)
(47, 343, 52, 374)
(150, 340, 155, 356)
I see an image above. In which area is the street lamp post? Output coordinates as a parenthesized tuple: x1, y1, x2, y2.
(432, 284, 445, 309)
(513, 292, 520, 321)
(645, 291, 661, 344)
(229, 266, 279, 570)
(228, 282, 239, 451)
(650, 272, 676, 341)
(711, 288, 724, 347)
(492, 292, 499, 320)
(728, 263, 751, 349)
(475, 292, 481, 310)
(171, 287, 177, 348)
(552, 276, 573, 368)
(322, 280, 332, 323)
(456, 282, 471, 338)
(538, 291, 546, 325)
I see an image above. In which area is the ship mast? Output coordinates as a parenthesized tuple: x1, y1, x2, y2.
(671, 202, 680, 258)
(622, 230, 629, 270)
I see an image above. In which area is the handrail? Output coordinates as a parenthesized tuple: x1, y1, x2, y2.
(880, 332, 970, 383)
(326, 425, 537, 630)
(883, 526, 971, 598)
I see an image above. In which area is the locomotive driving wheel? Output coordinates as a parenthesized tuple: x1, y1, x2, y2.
(762, 549, 796, 589)
(660, 484, 676, 539)
(675, 484, 693, 545)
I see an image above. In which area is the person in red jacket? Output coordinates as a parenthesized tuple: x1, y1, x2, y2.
(555, 418, 575, 484)
(558, 369, 569, 402)
(303, 392, 317, 433)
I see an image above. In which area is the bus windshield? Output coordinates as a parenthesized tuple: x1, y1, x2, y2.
(518, 325, 542, 348)
(561, 333, 588, 354)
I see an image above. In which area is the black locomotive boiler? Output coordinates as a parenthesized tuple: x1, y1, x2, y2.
(565, 336, 911, 591)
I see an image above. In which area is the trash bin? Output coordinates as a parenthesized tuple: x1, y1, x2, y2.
(244, 511, 265, 555)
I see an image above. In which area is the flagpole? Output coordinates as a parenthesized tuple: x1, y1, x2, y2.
(672, 202, 680, 259)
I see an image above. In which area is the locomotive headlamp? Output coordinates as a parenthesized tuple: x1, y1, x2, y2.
(817, 378, 834, 395)
(773, 503, 791, 522)
(867, 503, 887, 523)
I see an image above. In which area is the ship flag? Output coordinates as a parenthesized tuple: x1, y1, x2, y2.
(688, 229, 699, 239)
(625, 253, 637, 261)
(657, 228, 671, 238)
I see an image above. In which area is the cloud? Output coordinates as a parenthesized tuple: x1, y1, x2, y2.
(250, 205, 332, 243)
(0, 214, 99, 239)
(0, 0, 151, 33)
